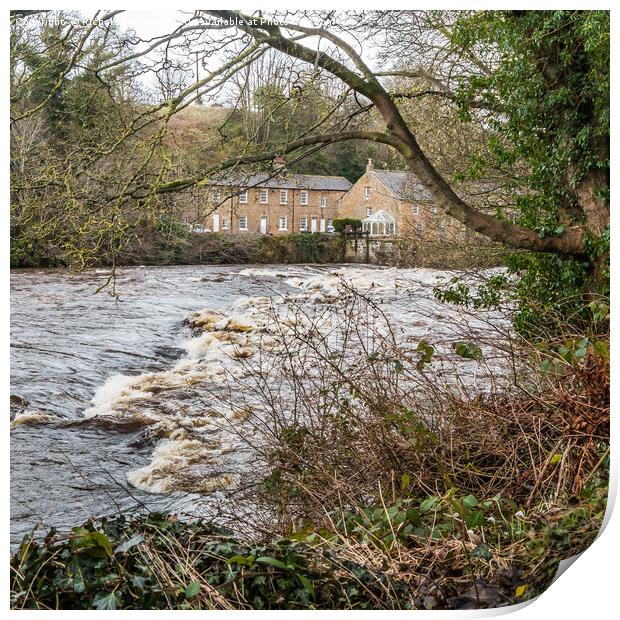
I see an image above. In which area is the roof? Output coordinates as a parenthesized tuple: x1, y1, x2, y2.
(363, 210, 396, 223)
(209, 172, 352, 192)
(372, 170, 433, 202)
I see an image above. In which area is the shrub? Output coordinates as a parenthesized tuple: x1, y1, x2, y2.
(332, 218, 362, 233)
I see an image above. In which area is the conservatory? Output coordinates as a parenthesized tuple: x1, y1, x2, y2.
(361, 210, 396, 236)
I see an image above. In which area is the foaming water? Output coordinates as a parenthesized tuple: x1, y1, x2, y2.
(11, 263, 509, 545)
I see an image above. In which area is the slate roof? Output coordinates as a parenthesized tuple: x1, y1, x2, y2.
(372, 170, 433, 202)
(209, 172, 352, 192)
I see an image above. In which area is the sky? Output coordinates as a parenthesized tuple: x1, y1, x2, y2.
(114, 10, 187, 41)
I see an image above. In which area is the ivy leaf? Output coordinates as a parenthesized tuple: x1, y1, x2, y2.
(462, 494, 478, 509)
(297, 574, 315, 599)
(255, 556, 289, 570)
(419, 496, 440, 513)
(453, 341, 483, 361)
(130, 575, 146, 591)
(114, 534, 144, 554)
(471, 543, 493, 559)
(73, 531, 113, 557)
(184, 581, 201, 599)
(92, 592, 120, 610)
(67, 557, 85, 593)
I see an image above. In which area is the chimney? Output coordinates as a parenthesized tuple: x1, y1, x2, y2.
(273, 155, 286, 171)
(366, 158, 374, 172)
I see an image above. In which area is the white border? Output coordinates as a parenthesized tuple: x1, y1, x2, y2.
(4, 3, 616, 618)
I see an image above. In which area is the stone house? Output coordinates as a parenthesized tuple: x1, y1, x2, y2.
(335, 159, 472, 242)
(189, 171, 351, 235)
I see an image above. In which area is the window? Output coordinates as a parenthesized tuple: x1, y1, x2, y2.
(439, 223, 447, 239)
(431, 206, 438, 214)
(364, 186, 371, 200)
(222, 218, 230, 230)
(367, 207, 373, 217)
(327, 219, 333, 226)
(300, 216, 308, 231)
(387, 222, 395, 235)
(212, 188, 221, 203)
(300, 191, 308, 205)
(259, 189, 268, 204)
(320, 196, 327, 208)
(280, 189, 288, 204)
(417, 223, 425, 237)
(412, 205, 420, 216)
(239, 216, 248, 230)
(239, 190, 248, 204)
(279, 216, 288, 231)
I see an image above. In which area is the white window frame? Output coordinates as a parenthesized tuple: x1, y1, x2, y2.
(320, 196, 327, 208)
(412, 205, 420, 216)
(222, 218, 230, 230)
(364, 186, 371, 200)
(431, 206, 438, 214)
(366, 206, 373, 217)
(259, 189, 269, 204)
(279, 216, 288, 231)
(300, 190, 308, 206)
(239, 190, 248, 204)
(439, 223, 447, 238)
(417, 223, 425, 237)
(239, 216, 248, 230)
(280, 189, 288, 204)
(299, 216, 308, 232)
(212, 188, 221, 203)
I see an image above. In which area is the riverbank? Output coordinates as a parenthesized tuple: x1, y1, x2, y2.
(11, 337, 609, 610)
(11, 471, 608, 610)
(11, 230, 505, 270)
(10, 231, 345, 269)
(10, 263, 609, 610)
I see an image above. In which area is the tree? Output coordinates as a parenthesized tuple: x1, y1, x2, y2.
(10, 10, 609, 284)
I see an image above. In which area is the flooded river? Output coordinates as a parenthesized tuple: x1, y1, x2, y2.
(10, 264, 509, 546)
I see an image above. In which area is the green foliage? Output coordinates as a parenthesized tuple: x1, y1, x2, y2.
(325, 490, 525, 550)
(331, 218, 362, 233)
(434, 252, 608, 340)
(11, 469, 608, 610)
(10, 513, 412, 610)
(442, 11, 610, 336)
(259, 233, 344, 264)
(453, 341, 483, 361)
(453, 11, 609, 234)
(415, 339, 435, 371)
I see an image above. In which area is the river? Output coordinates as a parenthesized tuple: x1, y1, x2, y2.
(10, 264, 510, 546)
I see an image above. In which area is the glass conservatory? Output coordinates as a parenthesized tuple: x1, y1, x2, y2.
(361, 210, 396, 236)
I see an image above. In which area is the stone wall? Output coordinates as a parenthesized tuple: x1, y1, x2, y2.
(344, 234, 505, 269)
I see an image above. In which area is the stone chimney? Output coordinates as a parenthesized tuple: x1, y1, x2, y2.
(273, 155, 286, 171)
(366, 158, 374, 172)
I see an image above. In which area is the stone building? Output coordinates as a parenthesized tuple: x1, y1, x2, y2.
(192, 171, 351, 235)
(335, 159, 471, 242)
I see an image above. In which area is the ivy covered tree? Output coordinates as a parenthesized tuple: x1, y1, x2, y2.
(442, 11, 609, 334)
